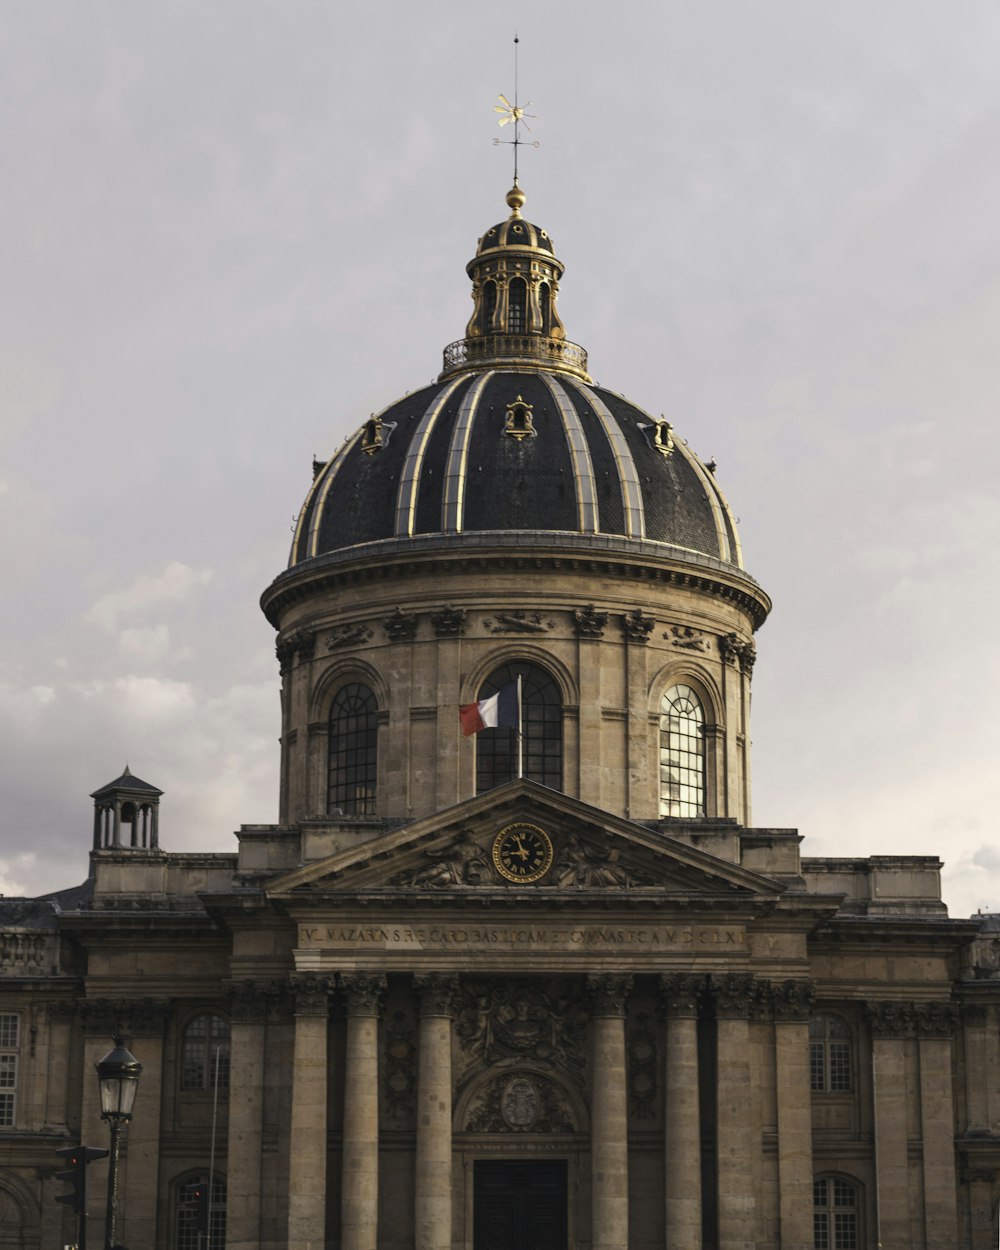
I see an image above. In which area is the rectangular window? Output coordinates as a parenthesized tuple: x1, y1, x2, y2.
(0, 1014, 19, 1128)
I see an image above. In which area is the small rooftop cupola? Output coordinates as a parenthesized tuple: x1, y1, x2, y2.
(91, 765, 162, 851)
(440, 182, 591, 382)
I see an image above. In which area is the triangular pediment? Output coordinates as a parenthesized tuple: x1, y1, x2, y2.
(265, 781, 784, 903)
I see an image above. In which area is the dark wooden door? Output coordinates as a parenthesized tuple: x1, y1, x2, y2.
(473, 1160, 568, 1250)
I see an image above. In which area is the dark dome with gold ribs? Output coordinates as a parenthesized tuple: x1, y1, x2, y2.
(289, 371, 743, 569)
(279, 183, 761, 609)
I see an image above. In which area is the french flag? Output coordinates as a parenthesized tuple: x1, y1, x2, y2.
(460, 680, 520, 737)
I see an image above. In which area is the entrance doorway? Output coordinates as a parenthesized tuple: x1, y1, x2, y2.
(473, 1160, 568, 1250)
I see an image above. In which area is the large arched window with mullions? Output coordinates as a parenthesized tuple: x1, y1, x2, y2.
(328, 682, 378, 815)
(475, 662, 562, 794)
(659, 683, 706, 817)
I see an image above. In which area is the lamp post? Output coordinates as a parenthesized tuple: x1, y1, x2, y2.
(95, 1035, 142, 1250)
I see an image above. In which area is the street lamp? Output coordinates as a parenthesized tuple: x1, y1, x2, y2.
(96, 1035, 142, 1250)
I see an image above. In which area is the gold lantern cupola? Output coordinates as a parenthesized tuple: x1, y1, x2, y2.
(440, 182, 591, 382)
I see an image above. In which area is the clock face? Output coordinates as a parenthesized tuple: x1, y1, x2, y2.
(492, 823, 554, 883)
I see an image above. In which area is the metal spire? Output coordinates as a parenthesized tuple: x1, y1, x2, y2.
(493, 34, 538, 185)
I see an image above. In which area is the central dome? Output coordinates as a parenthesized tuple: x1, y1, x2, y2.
(286, 183, 751, 587)
(289, 371, 743, 570)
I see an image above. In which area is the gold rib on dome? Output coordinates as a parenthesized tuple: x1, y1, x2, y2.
(440, 182, 592, 383)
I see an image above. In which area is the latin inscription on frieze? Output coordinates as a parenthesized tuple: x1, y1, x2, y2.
(298, 922, 746, 953)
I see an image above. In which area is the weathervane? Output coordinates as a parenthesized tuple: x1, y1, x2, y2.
(493, 34, 539, 183)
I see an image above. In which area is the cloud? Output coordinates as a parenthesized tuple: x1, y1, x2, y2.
(117, 624, 192, 666)
(86, 562, 213, 633)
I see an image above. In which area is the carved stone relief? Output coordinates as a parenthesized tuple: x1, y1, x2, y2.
(720, 632, 756, 674)
(553, 834, 655, 889)
(454, 978, 587, 1086)
(464, 1070, 575, 1133)
(276, 628, 316, 672)
(483, 610, 553, 634)
(431, 605, 467, 637)
(391, 833, 491, 888)
(383, 1009, 417, 1125)
(573, 604, 607, 639)
(620, 610, 655, 643)
(382, 608, 418, 641)
(627, 1011, 657, 1120)
(665, 624, 708, 651)
(327, 623, 374, 651)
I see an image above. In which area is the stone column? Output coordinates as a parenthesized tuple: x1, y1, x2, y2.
(575, 608, 608, 804)
(341, 973, 386, 1250)
(916, 1003, 960, 1248)
(588, 973, 632, 1250)
(431, 609, 466, 808)
(661, 974, 702, 1250)
(712, 974, 755, 1250)
(867, 1002, 913, 1250)
(287, 974, 334, 1250)
(772, 980, 816, 1250)
(226, 981, 271, 1250)
(622, 610, 653, 816)
(414, 974, 458, 1250)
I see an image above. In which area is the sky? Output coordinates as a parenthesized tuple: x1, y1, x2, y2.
(2, 2, 998, 917)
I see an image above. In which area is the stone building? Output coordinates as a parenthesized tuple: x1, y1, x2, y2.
(1, 178, 999, 1250)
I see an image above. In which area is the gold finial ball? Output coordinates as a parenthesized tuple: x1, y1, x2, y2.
(506, 182, 526, 216)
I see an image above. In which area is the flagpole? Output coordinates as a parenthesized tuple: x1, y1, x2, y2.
(516, 675, 523, 779)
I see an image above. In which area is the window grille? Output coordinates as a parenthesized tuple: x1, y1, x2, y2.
(475, 662, 562, 794)
(810, 1015, 852, 1092)
(181, 1015, 230, 1092)
(176, 1173, 226, 1250)
(328, 683, 378, 815)
(0, 1014, 18, 1128)
(508, 278, 527, 332)
(659, 684, 705, 817)
(813, 1176, 860, 1249)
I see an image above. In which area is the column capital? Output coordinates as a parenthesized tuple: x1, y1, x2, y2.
(915, 1000, 959, 1038)
(771, 978, 816, 1022)
(341, 972, 387, 1016)
(414, 973, 458, 1017)
(587, 973, 632, 1017)
(81, 996, 171, 1037)
(866, 999, 956, 1038)
(227, 978, 281, 1023)
(291, 973, 335, 1016)
(659, 973, 702, 1018)
(710, 972, 755, 1019)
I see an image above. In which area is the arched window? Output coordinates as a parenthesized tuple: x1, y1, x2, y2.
(659, 684, 705, 817)
(476, 662, 562, 794)
(181, 1014, 230, 1092)
(328, 683, 378, 815)
(507, 278, 527, 333)
(810, 1015, 852, 1092)
(176, 1173, 226, 1250)
(813, 1175, 861, 1249)
(481, 280, 498, 333)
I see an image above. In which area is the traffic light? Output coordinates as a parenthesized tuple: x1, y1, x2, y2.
(182, 1182, 211, 1236)
(54, 1144, 109, 1214)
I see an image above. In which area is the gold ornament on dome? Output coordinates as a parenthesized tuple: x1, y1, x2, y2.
(504, 395, 535, 440)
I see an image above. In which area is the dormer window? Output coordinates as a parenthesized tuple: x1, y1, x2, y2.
(504, 395, 535, 441)
(360, 414, 395, 456)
